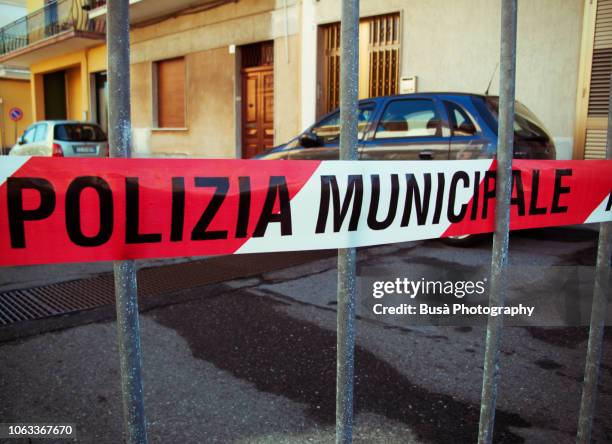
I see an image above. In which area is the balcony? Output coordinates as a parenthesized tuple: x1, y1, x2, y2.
(0, 0, 106, 67)
(88, 0, 234, 26)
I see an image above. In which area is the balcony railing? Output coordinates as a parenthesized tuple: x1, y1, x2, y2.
(0, 0, 106, 57)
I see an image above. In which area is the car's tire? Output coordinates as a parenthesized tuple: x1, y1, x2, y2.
(440, 233, 489, 247)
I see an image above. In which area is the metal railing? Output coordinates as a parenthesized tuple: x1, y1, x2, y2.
(0, 0, 105, 57)
(99, 0, 609, 443)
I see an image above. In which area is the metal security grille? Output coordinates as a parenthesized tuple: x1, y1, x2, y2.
(584, 0, 612, 159)
(320, 13, 401, 115)
(368, 13, 400, 98)
(321, 22, 341, 114)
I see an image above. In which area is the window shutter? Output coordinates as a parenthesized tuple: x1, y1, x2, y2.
(585, 0, 612, 159)
(157, 57, 186, 128)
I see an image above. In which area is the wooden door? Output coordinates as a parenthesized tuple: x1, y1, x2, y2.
(242, 66, 274, 158)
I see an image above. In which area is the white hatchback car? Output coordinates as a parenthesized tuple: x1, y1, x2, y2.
(9, 120, 108, 157)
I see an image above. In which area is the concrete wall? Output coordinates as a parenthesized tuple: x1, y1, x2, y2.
(274, 34, 301, 145)
(129, 0, 301, 157)
(311, 0, 583, 159)
(0, 78, 32, 149)
(131, 47, 236, 157)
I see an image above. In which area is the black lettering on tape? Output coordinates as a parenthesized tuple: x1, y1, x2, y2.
(66, 176, 113, 247)
(368, 174, 399, 230)
(432, 173, 445, 224)
(192, 177, 229, 241)
(126, 177, 162, 244)
(551, 169, 572, 214)
(447, 171, 470, 223)
(469, 171, 481, 221)
(253, 176, 292, 237)
(529, 170, 547, 215)
(482, 170, 496, 219)
(7, 177, 56, 249)
(511, 169, 526, 216)
(170, 177, 185, 242)
(235, 177, 251, 238)
(316, 175, 363, 233)
(401, 173, 431, 226)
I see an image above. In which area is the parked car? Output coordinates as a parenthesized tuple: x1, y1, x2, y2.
(256, 93, 556, 245)
(9, 121, 108, 157)
(255, 93, 556, 161)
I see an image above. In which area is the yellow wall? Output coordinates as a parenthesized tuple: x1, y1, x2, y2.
(88, 45, 108, 73)
(0, 79, 33, 149)
(26, 0, 44, 13)
(66, 67, 82, 120)
(29, 44, 107, 121)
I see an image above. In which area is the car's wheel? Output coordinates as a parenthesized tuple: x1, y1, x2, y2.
(440, 233, 489, 247)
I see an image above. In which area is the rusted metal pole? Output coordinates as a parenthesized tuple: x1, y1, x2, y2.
(336, 0, 359, 443)
(107, 1, 148, 443)
(477, 0, 517, 442)
(576, 73, 612, 444)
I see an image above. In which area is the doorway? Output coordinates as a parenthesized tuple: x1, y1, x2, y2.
(43, 70, 67, 120)
(241, 41, 274, 158)
(93, 71, 108, 133)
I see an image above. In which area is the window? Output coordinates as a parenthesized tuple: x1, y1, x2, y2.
(54, 123, 107, 142)
(34, 124, 48, 142)
(375, 99, 441, 139)
(22, 126, 36, 144)
(485, 97, 550, 141)
(311, 105, 375, 143)
(320, 13, 400, 115)
(445, 102, 477, 136)
(155, 57, 186, 128)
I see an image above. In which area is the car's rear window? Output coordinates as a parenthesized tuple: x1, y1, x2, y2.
(54, 124, 107, 142)
(483, 97, 551, 141)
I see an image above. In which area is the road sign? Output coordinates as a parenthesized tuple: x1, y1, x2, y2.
(9, 107, 23, 122)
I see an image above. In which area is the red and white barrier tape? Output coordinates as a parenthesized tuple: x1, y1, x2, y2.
(0, 157, 610, 266)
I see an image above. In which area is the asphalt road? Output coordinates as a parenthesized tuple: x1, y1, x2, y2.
(0, 225, 610, 443)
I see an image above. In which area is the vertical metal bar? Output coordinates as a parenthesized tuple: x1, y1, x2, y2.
(576, 74, 612, 444)
(336, 0, 359, 443)
(107, 1, 148, 443)
(477, 0, 517, 443)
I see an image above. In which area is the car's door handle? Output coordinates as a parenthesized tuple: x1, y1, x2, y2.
(419, 150, 433, 160)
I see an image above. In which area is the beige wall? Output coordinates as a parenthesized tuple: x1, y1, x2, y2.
(274, 34, 301, 145)
(129, 0, 301, 157)
(313, 0, 583, 159)
(131, 47, 236, 157)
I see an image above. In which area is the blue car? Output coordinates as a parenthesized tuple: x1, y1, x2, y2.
(256, 93, 556, 161)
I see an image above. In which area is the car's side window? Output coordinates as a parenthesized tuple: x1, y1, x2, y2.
(445, 101, 477, 136)
(312, 112, 340, 143)
(22, 126, 37, 144)
(311, 105, 375, 144)
(34, 124, 48, 142)
(375, 99, 441, 139)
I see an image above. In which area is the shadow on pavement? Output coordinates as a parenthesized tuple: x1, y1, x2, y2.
(151, 289, 530, 444)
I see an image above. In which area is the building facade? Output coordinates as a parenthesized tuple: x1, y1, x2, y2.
(0, 0, 608, 160)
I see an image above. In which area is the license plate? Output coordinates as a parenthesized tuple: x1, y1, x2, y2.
(75, 146, 96, 154)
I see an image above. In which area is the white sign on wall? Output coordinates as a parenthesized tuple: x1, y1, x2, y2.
(400, 76, 417, 94)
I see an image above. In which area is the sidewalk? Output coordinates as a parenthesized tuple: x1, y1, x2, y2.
(1, 233, 610, 443)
